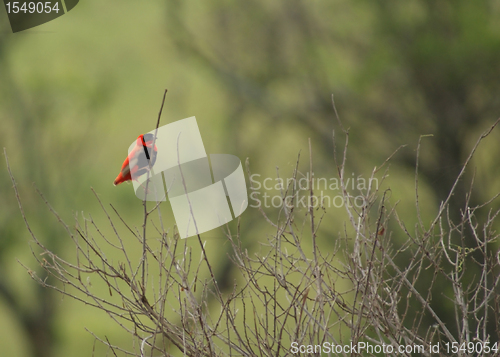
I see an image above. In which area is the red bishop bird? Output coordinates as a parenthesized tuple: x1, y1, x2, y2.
(113, 133, 158, 186)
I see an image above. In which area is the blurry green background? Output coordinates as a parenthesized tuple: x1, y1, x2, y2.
(1, 0, 500, 356)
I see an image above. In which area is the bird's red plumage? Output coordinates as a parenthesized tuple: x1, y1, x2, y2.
(113, 134, 157, 186)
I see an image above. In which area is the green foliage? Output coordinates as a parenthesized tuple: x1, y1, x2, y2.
(1, 0, 500, 355)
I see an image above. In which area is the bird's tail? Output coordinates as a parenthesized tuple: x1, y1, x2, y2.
(114, 173, 125, 186)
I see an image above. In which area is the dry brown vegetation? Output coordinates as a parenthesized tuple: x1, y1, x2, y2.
(6, 117, 500, 356)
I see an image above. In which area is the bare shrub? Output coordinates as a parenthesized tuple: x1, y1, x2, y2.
(5, 117, 500, 356)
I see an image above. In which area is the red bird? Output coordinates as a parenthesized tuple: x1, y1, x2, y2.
(113, 133, 158, 186)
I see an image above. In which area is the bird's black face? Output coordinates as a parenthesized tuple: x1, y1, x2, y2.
(140, 133, 157, 163)
(143, 133, 154, 143)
